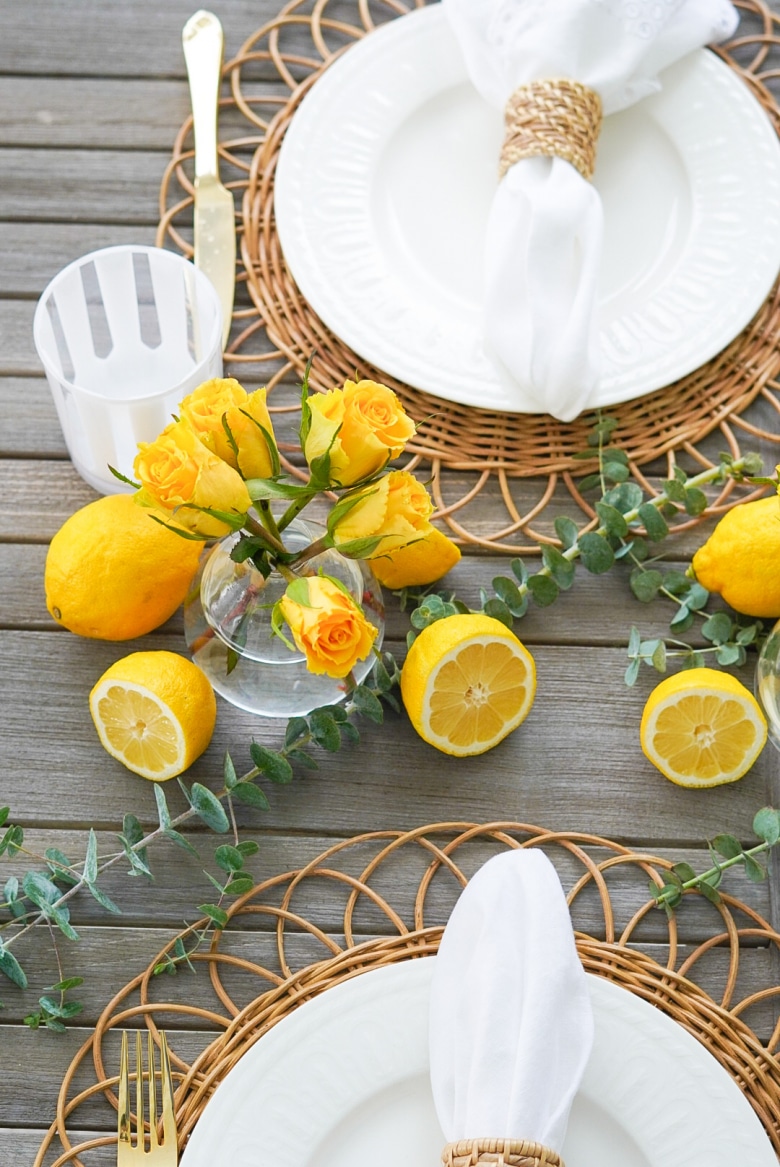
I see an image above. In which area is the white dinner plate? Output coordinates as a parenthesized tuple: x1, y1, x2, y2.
(181, 957, 776, 1165)
(275, 5, 780, 414)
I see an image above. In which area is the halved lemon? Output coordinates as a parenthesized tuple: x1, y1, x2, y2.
(640, 667, 767, 787)
(400, 613, 536, 756)
(89, 651, 216, 780)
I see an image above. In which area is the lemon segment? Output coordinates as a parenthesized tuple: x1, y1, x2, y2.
(639, 667, 767, 787)
(401, 614, 537, 756)
(89, 651, 216, 780)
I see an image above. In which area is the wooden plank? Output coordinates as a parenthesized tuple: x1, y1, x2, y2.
(2, 916, 775, 1025)
(0, 538, 739, 652)
(0, 452, 728, 553)
(0, 225, 158, 298)
(0, 78, 190, 149)
(0, 629, 773, 842)
(3, 934, 779, 1131)
(0, 0, 292, 78)
(0, 148, 167, 223)
(0, 379, 69, 459)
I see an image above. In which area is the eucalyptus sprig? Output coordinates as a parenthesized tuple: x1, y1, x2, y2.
(649, 807, 780, 916)
(0, 652, 401, 1026)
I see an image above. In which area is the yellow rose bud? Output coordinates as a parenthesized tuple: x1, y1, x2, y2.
(179, 378, 278, 480)
(133, 420, 251, 538)
(279, 576, 377, 679)
(331, 470, 434, 557)
(304, 379, 415, 487)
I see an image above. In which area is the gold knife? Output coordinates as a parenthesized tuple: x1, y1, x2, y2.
(183, 9, 236, 351)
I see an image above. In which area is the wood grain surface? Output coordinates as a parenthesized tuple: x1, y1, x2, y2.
(2, 0, 780, 1161)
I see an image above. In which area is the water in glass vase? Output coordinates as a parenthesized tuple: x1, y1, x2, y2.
(184, 518, 385, 717)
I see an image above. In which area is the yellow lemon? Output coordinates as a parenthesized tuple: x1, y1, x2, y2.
(45, 494, 203, 640)
(691, 496, 780, 617)
(640, 667, 767, 787)
(400, 613, 536, 756)
(89, 651, 216, 780)
(371, 527, 462, 590)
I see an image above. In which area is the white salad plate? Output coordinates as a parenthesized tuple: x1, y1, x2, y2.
(274, 5, 780, 414)
(180, 957, 776, 1166)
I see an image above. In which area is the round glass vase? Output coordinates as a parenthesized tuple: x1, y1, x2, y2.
(755, 617, 780, 751)
(183, 518, 385, 717)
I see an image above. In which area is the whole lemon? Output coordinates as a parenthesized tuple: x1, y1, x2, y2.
(45, 495, 203, 640)
(691, 496, 780, 618)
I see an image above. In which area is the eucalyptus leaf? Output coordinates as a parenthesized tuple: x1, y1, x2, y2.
(83, 830, 98, 886)
(351, 685, 384, 724)
(188, 784, 230, 833)
(308, 709, 342, 752)
(540, 547, 575, 590)
(163, 828, 201, 859)
(553, 516, 579, 550)
(624, 658, 640, 687)
(233, 782, 271, 809)
(214, 845, 245, 873)
(701, 612, 733, 645)
(0, 944, 28, 989)
(711, 833, 742, 860)
(753, 807, 780, 845)
(630, 568, 662, 603)
(744, 855, 767, 883)
(578, 533, 614, 574)
(249, 743, 294, 783)
(594, 502, 629, 538)
(527, 574, 559, 607)
(637, 502, 669, 542)
(482, 597, 514, 627)
(198, 903, 229, 929)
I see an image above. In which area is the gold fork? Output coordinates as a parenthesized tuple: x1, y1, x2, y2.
(118, 1031, 178, 1165)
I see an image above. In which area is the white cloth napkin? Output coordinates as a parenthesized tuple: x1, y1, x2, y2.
(429, 848, 593, 1154)
(443, 0, 739, 422)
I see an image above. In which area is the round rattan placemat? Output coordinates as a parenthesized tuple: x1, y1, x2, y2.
(35, 822, 780, 1164)
(157, 0, 780, 551)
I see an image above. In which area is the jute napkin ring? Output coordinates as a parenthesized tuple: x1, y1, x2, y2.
(499, 77, 602, 180)
(442, 1138, 564, 1167)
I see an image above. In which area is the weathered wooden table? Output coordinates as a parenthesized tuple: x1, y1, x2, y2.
(3, 2, 780, 1163)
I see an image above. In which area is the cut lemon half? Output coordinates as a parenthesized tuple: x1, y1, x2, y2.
(89, 651, 216, 780)
(400, 613, 536, 756)
(640, 667, 767, 787)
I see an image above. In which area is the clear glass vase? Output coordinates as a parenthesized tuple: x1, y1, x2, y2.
(184, 518, 385, 717)
(755, 617, 780, 751)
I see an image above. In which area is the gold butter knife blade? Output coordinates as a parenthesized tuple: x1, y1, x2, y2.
(183, 9, 235, 352)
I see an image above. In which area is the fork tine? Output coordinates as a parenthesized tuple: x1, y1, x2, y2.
(159, 1031, 177, 1150)
(135, 1030, 145, 1151)
(118, 1031, 131, 1147)
(148, 1030, 159, 1149)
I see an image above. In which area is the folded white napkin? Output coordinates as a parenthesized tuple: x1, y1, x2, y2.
(429, 848, 593, 1156)
(443, 0, 739, 422)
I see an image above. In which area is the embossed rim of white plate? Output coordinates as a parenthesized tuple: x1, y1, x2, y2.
(274, 5, 780, 414)
(180, 958, 776, 1166)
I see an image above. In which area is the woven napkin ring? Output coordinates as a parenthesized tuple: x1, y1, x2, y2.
(499, 77, 602, 181)
(442, 1138, 564, 1167)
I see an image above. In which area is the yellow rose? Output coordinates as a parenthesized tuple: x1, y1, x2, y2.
(330, 470, 434, 557)
(279, 576, 377, 679)
(179, 378, 278, 480)
(133, 420, 251, 538)
(304, 379, 416, 487)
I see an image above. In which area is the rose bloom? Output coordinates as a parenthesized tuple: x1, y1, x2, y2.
(304, 379, 416, 487)
(179, 378, 278, 479)
(279, 576, 377, 679)
(133, 420, 251, 538)
(331, 470, 434, 557)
